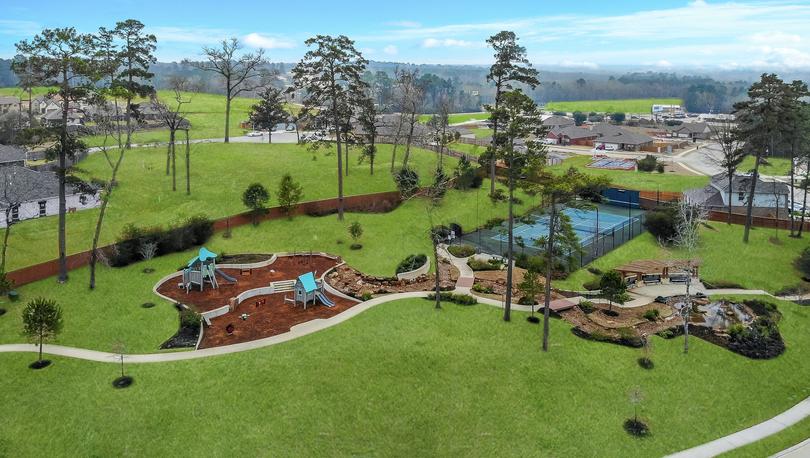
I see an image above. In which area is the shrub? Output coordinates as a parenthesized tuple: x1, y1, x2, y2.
(655, 163, 665, 173)
(179, 308, 201, 329)
(578, 300, 595, 313)
(394, 167, 420, 198)
(472, 283, 494, 294)
(643, 309, 660, 321)
(727, 317, 785, 359)
(360, 291, 373, 301)
(453, 156, 483, 190)
(702, 279, 744, 289)
(636, 155, 659, 172)
(396, 254, 428, 275)
(448, 244, 476, 258)
(426, 292, 477, 305)
(483, 217, 505, 230)
(657, 329, 677, 339)
(644, 205, 677, 242)
(467, 258, 502, 271)
(0, 271, 15, 296)
(242, 183, 270, 225)
(489, 189, 507, 203)
(587, 266, 603, 276)
(277, 173, 303, 217)
(728, 323, 745, 339)
(637, 357, 654, 370)
(110, 215, 214, 268)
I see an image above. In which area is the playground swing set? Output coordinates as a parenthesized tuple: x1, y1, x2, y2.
(181, 247, 238, 293)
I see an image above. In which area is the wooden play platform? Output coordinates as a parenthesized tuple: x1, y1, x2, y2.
(154, 253, 361, 348)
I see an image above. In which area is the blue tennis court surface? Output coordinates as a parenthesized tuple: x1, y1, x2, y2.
(491, 207, 632, 246)
(587, 158, 636, 170)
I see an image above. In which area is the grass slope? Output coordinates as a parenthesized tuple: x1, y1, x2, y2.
(555, 224, 810, 294)
(546, 98, 683, 114)
(418, 112, 490, 124)
(4, 143, 451, 271)
(0, 183, 530, 351)
(550, 155, 709, 192)
(0, 295, 808, 456)
(740, 156, 793, 176)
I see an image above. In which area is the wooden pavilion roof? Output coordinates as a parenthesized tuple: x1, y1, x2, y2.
(614, 259, 701, 276)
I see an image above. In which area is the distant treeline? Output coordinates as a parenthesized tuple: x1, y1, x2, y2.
(0, 57, 751, 113)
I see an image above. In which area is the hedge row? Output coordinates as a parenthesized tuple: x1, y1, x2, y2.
(110, 215, 214, 267)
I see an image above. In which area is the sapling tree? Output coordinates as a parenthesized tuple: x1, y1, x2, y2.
(152, 76, 193, 192)
(277, 173, 303, 218)
(242, 183, 270, 226)
(672, 200, 708, 354)
(111, 341, 133, 388)
(348, 221, 363, 249)
(22, 297, 63, 369)
(600, 270, 628, 313)
(518, 267, 543, 321)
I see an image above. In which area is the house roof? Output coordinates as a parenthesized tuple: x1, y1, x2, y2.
(710, 173, 789, 195)
(0, 144, 26, 164)
(0, 96, 18, 106)
(671, 122, 710, 134)
(557, 125, 597, 139)
(0, 166, 61, 209)
(593, 127, 654, 146)
(297, 272, 317, 293)
(542, 115, 575, 127)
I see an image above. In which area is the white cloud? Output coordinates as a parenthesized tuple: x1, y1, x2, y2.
(748, 31, 802, 45)
(383, 45, 398, 56)
(148, 26, 232, 44)
(656, 60, 673, 68)
(243, 33, 296, 49)
(422, 38, 476, 48)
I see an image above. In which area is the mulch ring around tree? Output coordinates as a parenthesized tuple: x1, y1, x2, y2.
(29, 360, 52, 370)
(0, 308, 6, 316)
(562, 300, 676, 348)
(141, 302, 156, 309)
(112, 376, 134, 389)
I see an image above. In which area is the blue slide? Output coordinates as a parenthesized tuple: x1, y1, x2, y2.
(215, 268, 238, 283)
(315, 291, 335, 307)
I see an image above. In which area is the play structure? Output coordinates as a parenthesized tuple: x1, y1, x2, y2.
(287, 272, 335, 309)
(181, 247, 238, 292)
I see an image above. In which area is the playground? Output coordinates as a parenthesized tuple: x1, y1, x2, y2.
(155, 250, 357, 348)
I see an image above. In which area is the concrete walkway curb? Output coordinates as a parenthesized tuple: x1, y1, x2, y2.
(666, 397, 810, 458)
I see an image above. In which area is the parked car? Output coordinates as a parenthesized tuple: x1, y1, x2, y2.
(246, 131, 263, 137)
(285, 124, 296, 131)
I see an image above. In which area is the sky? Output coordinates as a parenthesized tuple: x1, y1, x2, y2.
(2, 0, 810, 70)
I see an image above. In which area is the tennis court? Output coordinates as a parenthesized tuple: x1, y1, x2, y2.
(587, 157, 636, 170)
(491, 207, 633, 247)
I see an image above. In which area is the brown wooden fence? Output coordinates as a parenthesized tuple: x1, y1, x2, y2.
(6, 190, 403, 287)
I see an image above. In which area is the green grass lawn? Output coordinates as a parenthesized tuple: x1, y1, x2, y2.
(418, 112, 490, 124)
(0, 182, 530, 352)
(555, 224, 810, 294)
(4, 142, 452, 271)
(0, 294, 808, 456)
(546, 98, 683, 114)
(469, 127, 493, 139)
(550, 155, 709, 192)
(0, 86, 55, 98)
(720, 415, 810, 457)
(740, 156, 793, 176)
(448, 142, 486, 156)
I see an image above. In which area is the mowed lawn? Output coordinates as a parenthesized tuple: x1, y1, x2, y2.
(418, 112, 490, 124)
(0, 295, 809, 456)
(550, 155, 709, 192)
(555, 223, 810, 294)
(546, 98, 683, 114)
(740, 155, 793, 176)
(0, 183, 532, 352)
(3, 142, 452, 271)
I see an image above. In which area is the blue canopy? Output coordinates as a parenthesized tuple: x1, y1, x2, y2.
(187, 247, 218, 267)
(297, 272, 317, 293)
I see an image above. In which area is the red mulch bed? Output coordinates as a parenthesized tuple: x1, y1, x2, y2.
(154, 254, 363, 348)
(198, 291, 357, 349)
(156, 254, 341, 313)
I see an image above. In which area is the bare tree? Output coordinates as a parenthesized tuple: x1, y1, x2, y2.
(672, 199, 708, 354)
(152, 76, 192, 192)
(394, 69, 424, 169)
(709, 121, 746, 224)
(188, 38, 266, 143)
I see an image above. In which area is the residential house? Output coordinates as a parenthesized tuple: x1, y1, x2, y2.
(590, 123, 654, 151)
(546, 125, 599, 146)
(684, 173, 790, 214)
(0, 145, 26, 168)
(542, 115, 576, 129)
(0, 96, 19, 115)
(669, 122, 711, 141)
(0, 166, 101, 227)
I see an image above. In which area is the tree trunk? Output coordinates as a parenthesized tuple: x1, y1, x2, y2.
(799, 167, 810, 238)
(333, 108, 344, 221)
(170, 129, 177, 192)
(0, 212, 11, 273)
(165, 139, 171, 175)
(38, 327, 43, 362)
(489, 81, 501, 196)
(185, 129, 191, 195)
(89, 148, 126, 290)
(224, 83, 232, 143)
(542, 199, 557, 352)
(268, 130, 272, 144)
(391, 116, 405, 172)
(789, 141, 797, 237)
(743, 152, 763, 243)
(727, 171, 734, 224)
(403, 112, 416, 168)
(57, 71, 69, 283)
(503, 146, 514, 322)
(433, 235, 441, 310)
(345, 142, 350, 176)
